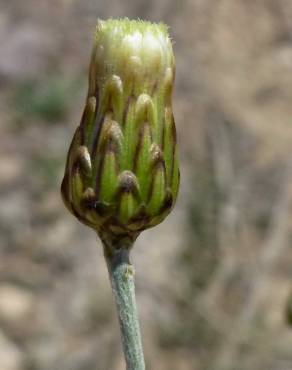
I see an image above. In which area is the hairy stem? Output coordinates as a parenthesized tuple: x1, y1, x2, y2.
(104, 244, 145, 370)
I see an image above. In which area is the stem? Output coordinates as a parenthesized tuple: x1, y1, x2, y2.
(104, 244, 145, 370)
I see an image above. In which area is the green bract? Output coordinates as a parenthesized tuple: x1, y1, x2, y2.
(61, 19, 179, 246)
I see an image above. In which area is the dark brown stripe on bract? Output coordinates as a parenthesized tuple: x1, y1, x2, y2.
(122, 94, 134, 128)
(91, 114, 106, 157)
(67, 128, 82, 169)
(170, 117, 177, 181)
(147, 160, 166, 203)
(162, 111, 176, 183)
(151, 80, 158, 97)
(80, 95, 99, 145)
(171, 115, 177, 145)
(79, 104, 90, 145)
(159, 189, 173, 214)
(133, 122, 153, 173)
(61, 174, 70, 204)
(161, 112, 166, 151)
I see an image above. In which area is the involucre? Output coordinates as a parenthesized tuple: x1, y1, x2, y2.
(61, 19, 179, 247)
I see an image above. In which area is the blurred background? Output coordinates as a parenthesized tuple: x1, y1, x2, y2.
(1, 0, 292, 369)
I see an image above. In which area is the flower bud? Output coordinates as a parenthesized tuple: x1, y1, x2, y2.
(61, 19, 179, 245)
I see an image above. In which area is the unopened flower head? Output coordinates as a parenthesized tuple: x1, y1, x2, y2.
(61, 18, 179, 246)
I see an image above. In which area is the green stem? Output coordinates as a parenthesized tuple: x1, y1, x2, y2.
(104, 244, 145, 370)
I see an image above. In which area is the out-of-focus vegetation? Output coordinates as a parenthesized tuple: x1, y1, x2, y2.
(1, 1, 292, 369)
(13, 79, 68, 122)
(11, 77, 82, 126)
